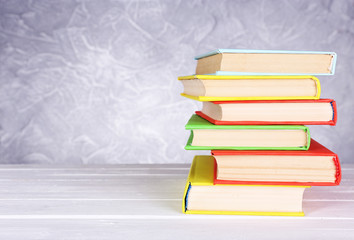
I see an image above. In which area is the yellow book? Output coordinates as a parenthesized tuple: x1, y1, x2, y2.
(183, 156, 310, 216)
(178, 75, 321, 101)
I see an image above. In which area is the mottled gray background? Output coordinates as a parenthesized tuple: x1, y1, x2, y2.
(0, 0, 353, 164)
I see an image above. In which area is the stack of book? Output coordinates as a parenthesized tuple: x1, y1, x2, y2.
(179, 49, 341, 216)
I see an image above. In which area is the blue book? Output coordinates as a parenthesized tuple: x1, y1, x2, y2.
(195, 49, 336, 76)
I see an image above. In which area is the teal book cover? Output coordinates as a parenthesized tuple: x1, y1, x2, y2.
(195, 49, 336, 76)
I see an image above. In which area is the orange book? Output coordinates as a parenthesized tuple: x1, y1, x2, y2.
(196, 99, 337, 125)
(212, 139, 341, 186)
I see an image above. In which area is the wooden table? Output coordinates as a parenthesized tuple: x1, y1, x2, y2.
(0, 164, 353, 239)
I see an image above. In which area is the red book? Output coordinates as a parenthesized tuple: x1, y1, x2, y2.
(212, 139, 341, 186)
(197, 99, 337, 125)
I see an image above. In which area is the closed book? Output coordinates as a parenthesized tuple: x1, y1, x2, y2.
(183, 155, 309, 216)
(196, 99, 337, 125)
(211, 139, 341, 186)
(185, 114, 310, 150)
(179, 75, 321, 101)
(195, 49, 336, 75)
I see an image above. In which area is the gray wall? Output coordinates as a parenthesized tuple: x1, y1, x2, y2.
(0, 0, 353, 164)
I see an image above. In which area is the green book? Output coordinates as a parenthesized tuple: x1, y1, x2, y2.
(185, 114, 311, 150)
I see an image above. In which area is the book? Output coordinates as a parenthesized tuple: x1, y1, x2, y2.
(179, 75, 320, 101)
(185, 114, 310, 150)
(197, 99, 337, 125)
(183, 155, 309, 216)
(211, 139, 341, 186)
(195, 49, 336, 75)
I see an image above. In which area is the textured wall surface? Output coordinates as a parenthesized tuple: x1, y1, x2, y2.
(0, 0, 353, 164)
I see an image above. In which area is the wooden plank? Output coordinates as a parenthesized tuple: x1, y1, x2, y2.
(0, 199, 353, 218)
(0, 177, 352, 201)
(0, 164, 191, 170)
(0, 183, 352, 201)
(0, 219, 353, 240)
(0, 164, 352, 239)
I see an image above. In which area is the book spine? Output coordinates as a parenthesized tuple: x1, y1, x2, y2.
(334, 155, 341, 185)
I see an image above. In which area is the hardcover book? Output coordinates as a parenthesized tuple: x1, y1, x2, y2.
(197, 99, 337, 125)
(183, 155, 309, 216)
(179, 75, 321, 101)
(211, 139, 341, 186)
(195, 49, 336, 75)
(185, 114, 311, 150)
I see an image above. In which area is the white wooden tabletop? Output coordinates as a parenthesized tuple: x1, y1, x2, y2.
(0, 164, 353, 240)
